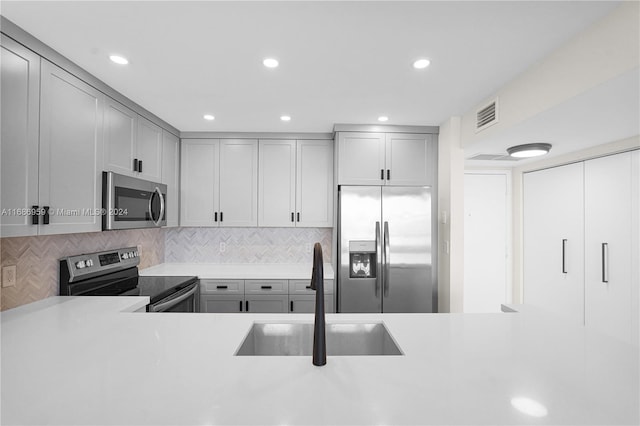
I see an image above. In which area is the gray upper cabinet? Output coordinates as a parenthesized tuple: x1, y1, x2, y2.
(104, 98, 163, 182)
(0, 35, 40, 237)
(337, 132, 436, 186)
(39, 60, 104, 235)
(258, 139, 333, 227)
(162, 130, 180, 227)
(180, 139, 258, 227)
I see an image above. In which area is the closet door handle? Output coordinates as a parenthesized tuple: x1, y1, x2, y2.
(602, 243, 609, 283)
(220, 212, 223, 222)
(562, 239, 568, 274)
(296, 212, 300, 222)
(138, 160, 143, 173)
(133, 158, 139, 172)
(290, 301, 294, 312)
(380, 169, 384, 180)
(291, 212, 295, 222)
(387, 169, 390, 180)
(239, 301, 243, 312)
(245, 300, 249, 311)
(214, 212, 218, 222)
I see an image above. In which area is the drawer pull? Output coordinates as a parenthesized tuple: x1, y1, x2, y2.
(290, 301, 294, 312)
(239, 301, 242, 312)
(216, 285, 228, 289)
(306, 285, 313, 290)
(261, 285, 272, 290)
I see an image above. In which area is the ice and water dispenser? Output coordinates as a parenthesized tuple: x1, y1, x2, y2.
(349, 241, 376, 278)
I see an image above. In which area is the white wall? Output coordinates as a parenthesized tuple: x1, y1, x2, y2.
(438, 117, 465, 313)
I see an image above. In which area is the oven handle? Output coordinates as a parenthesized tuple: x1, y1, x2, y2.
(148, 186, 165, 226)
(148, 283, 198, 312)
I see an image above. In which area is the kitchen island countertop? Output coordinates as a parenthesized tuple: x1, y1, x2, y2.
(1, 296, 638, 425)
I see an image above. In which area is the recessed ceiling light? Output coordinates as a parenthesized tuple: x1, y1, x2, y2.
(507, 143, 552, 158)
(413, 58, 431, 69)
(109, 55, 129, 65)
(510, 397, 548, 418)
(203, 114, 215, 121)
(378, 116, 389, 122)
(280, 115, 291, 122)
(263, 58, 279, 68)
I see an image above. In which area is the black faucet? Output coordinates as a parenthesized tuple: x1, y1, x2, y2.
(310, 242, 326, 366)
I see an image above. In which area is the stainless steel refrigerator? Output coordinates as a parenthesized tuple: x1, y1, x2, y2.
(338, 186, 436, 313)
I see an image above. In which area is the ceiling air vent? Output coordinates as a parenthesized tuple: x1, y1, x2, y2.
(475, 98, 498, 132)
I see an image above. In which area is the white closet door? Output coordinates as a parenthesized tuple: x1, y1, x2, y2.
(463, 172, 509, 313)
(523, 163, 584, 324)
(584, 152, 635, 344)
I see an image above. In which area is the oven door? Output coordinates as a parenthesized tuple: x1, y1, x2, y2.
(148, 282, 199, 313)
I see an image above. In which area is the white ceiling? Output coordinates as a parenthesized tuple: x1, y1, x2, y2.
(1, 0, 624, 138)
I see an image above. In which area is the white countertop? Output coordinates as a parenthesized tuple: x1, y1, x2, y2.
(1, 298, 638, 425)
(140, 262, 335, 280)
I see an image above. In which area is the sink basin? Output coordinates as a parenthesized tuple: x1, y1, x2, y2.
(235, 322, 403, 356)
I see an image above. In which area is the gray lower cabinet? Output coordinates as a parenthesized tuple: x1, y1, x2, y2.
(200, 278, 335, 313)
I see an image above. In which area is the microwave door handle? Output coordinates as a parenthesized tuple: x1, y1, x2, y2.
(148, 187, 165, 226)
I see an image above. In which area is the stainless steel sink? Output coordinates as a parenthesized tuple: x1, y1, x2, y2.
(235, 322, 403, 356)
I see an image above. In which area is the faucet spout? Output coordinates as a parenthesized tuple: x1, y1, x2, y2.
(310, 242, 326, 366)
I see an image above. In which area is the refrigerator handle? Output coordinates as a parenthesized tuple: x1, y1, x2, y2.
(384, 221, 390, 297)
(375, 221, 381, 297)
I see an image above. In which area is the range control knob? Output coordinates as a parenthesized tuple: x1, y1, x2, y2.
(121, 253, 129, 260)
(86, 259, 94, 267)
(75, 260, 86, 269)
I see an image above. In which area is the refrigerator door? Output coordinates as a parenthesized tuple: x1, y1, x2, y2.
(382, 186, 433, 313)
(338, 186, 382, 312)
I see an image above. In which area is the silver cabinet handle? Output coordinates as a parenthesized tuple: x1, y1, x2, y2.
(602, 243, 609, 283)
(562, 239, 568, 274)
(384, 221, 390, 297)
(375, 221, 381, 296)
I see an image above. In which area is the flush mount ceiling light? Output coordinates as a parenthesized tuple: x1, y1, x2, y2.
(507, 143, 552, 158)
(280, 115, 291, 122)
(413, 58, 431, 69)
(203, 114, 215, 121)
(263, 58, 279, 68)
(378, 116, 389, 122)
(109, 55, 129, 65)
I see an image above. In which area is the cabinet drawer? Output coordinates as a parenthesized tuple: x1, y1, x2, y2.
(289, 279, 334, 295)
(245, 280, 288, 295)
(245, 295, 289, 313)
(200, 279, 244, 294)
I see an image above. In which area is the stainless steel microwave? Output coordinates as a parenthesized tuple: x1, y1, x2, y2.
(102, 171, 166, 230)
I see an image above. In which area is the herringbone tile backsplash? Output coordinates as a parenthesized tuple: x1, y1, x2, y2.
(0, 229, 165, 311)
(165, 228, 332, 263)
(0, 227, 332, 311)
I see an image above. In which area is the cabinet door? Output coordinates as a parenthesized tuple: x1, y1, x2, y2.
(289, 295, 335, 313)
(584, 152, 636, 344)
(245, 295, 289, 313)
(104, 97, 136, 177)
(201, 295, 244, 313)
(136, 116, 163, 182)
(219, 139, 258, 227)
(337, 132, 385, 185)
(523, 163, 584, 325)
(180, 139, 219, 226)
(296, 140, 333, 227)
(38, 60, 104, 235)
(385, 133, 435, 186)
(258, 140, 296, 227)
(0, 36, 40, 237)
(162, 131, 180, 227)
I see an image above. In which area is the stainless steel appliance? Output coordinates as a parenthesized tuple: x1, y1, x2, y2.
(102, 171, 166, 230)
(338, 186, 436, 313)
(60, 247, 198, 313)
